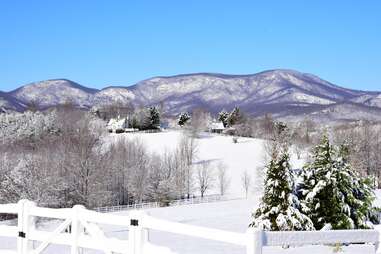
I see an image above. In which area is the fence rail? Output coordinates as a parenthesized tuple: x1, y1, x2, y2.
(94, 194, 239, 213)
(0, 200, 380, 254)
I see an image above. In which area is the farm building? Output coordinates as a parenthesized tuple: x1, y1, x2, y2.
(107, 116, 130, 133)
(209, 121, 225, 133)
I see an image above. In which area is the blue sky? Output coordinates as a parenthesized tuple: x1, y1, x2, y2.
(1, 1, 380, 91)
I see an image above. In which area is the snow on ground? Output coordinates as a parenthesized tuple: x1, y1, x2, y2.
(112, 199, 376, 254)
(0, 131, 376, 253)
(105, 130, 304, 198)
(0, 198, 376, 254)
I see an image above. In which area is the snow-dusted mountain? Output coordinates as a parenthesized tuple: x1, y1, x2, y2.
(92, 86, 135, 105)
(0, 91, 25, 113)
(350, 93, 381, 108)
(9, 79, 98, 109)
(2, 69, 381, 122)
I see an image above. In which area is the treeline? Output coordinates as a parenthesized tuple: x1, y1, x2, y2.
(93, 104, 161, 130)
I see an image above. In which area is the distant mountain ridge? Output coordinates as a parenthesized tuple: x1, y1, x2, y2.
(2, 69, 381, 122)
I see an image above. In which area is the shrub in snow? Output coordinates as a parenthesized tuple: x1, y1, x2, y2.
(250, 146, 314, 231)
(298, 135, 378, 230)
(178, 112, 190, 127)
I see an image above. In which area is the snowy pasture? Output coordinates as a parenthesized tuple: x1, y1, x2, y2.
(105, 130, 303, 198)
(0, 131, 379, 253)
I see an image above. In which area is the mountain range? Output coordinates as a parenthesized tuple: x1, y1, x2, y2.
(1, 69, 381, 122)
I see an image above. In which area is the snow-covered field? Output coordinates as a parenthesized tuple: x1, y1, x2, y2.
(105, 130, 303, 198)
(120, 199, 376, 254)
(0, 131, 378, 253)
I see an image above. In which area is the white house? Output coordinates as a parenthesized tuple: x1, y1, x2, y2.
(209, 121, 225, 133)
(107, 116, 129, 133)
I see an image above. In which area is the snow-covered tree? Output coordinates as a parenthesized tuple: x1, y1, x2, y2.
(178, 134, 198, 198)
(298, 134, 346, 229)
(334, 144, 378, 229)
(178, 112, 190, 127)
(241, 170, 251, 199)
(218, 110, 229, 127)
(0, 111, 58, 144)
(196, 161, 214, 198)
(148, 106, 160, 129)
(227, 106, 243, 126)
(251, 147, 314, 231)
(217, 162, 230, 196)
(146, 154, 176, 206)
(299, 135, 378, 230)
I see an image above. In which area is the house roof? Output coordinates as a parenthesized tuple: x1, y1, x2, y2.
(209, 122, 225, 130)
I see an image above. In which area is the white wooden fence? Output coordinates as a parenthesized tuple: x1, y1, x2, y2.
(0, 200, 380, 254)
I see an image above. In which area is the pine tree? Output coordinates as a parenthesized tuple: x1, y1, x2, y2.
(299, 135, 346, 229)
(299, 135, 377, 229)
(334, 144, 378, 228)
(251, 146, 314, 231)
(218, 111, 229, 127)
(141, 106, 160, 130)
(149, 106, 160, 129)
(178, 112, 191, 127)
(227, 107, 242, 126)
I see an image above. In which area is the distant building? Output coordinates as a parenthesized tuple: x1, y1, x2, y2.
(107, 116, 129, 133)
(209, 121, 225, 133)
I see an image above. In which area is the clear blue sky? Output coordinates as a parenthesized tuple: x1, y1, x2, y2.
(1, 1, 380, 91)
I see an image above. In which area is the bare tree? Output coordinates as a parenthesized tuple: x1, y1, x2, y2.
(196, 161, 214, 198)
(253, 166, 264, 194)
(178, 133, 198, 198)
(241, 170, 251, 199)
(217, 162, 230, 196)
(146, 153, 175, 206)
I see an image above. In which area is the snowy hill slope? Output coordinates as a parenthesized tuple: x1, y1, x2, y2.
(351, 93, 381, 108)
(106, 131, 301, 198)
(0, 91, 25, 112)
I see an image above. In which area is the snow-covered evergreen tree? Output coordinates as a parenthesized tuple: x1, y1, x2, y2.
(141, 106, 160, 130)
(334, 144, 377, 228)
(251, 146, 314, 231)
(218, 110, 229, 127)
(227, 107, 242, 126)
(149, 106, 160, 129)
(299, 135, 377, 229)
(299, 134, 348, 229)
(178, 112, 190, 127)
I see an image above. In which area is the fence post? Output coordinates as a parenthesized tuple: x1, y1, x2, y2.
(246, 227, 263, 254)
(22, 201, 36, 254)
(71, 205, 85, 254)
(128, 210, 148, 254)
(17, 200, 27, 254)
